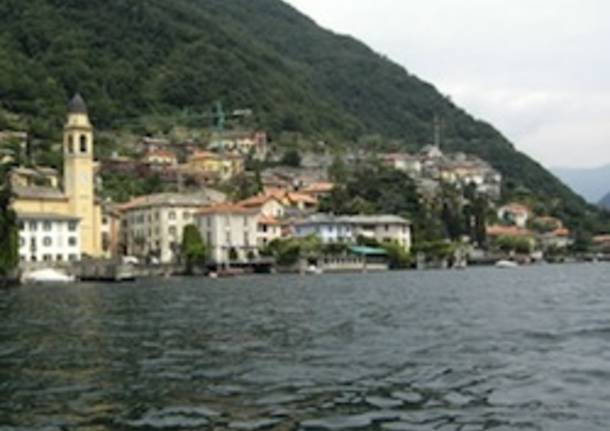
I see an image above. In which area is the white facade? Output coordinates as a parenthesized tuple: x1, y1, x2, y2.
(195, 205, 259, 264)
(120, 192, 226, 263)
(294, 214, 412, 251)
(293, 214, 354, 244)
(17, 213, 81, 263)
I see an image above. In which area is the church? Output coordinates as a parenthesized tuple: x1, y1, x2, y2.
(12, 94, 105, 263)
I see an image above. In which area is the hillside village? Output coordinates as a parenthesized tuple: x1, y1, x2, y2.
(0, 95, 603, 277)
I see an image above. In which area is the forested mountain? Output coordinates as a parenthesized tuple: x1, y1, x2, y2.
(0, 0, 607, 232)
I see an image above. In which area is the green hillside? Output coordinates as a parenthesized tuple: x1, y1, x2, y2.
(0, 0, 607, 232)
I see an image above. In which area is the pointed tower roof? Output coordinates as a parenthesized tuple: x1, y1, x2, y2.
(67, 93, 88, 114)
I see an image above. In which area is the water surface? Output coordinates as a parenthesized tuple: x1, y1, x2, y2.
(1, 264, 610, 430)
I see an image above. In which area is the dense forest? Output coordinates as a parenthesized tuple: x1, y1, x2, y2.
(0, 0, 608, 233)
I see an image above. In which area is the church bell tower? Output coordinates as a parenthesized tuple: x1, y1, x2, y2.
(63, 94, 99, 256)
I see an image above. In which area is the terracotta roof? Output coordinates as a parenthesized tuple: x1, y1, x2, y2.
(301, 182, 335, 194)
(238, 194, 281, 208)
(487, 225, 534, 237)
(258, 215, 281, 226)
(593, 235, 610, 243)
(188, 151, 220, 161)
(145, 149, 176, 159)
(287, 192, 318, 205)
(197, 203, 258, 216)
(550, 227, 570, 237)
(499, 203, 530, 215)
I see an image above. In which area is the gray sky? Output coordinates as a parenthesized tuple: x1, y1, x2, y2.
(285, 0, 610, 168)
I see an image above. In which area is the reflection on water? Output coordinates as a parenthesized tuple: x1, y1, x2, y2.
(1, 264, 610, 430)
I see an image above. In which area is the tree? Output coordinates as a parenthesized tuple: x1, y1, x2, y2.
(281, 149, 301, 167)
(381, 241, 412, 269)
(0, 160, 18, 278)
(181, 224, 206, 274)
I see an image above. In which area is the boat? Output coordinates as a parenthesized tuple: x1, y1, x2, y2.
(305, 265, 323, 275)
(21, 268, 76, 284)
(495, 260, 519, 269)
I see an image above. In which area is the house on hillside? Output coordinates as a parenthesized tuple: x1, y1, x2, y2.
(497, 203, 530, 228)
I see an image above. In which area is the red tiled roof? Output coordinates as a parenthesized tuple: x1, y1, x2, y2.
(301, 182, 335, 194)
(258, 215, 280, 226)
(487, 225, 534, 238)
(197, 203, 257, 216)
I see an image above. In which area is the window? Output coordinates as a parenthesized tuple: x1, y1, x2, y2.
(29, 221, 38, 232)
(19, 238, 25, 247)
(183, 211, 191, 220)
(68, 135, 75, 154)
(102, 217, 108, 226)
(207, 232, 212, 246)
(244, 233, 250, 247)
(43, 254, 52, 262)
(68, 222, 77, 232)
(80, 135, 88, 153)
(169, 211, 176, 220)
(68, 237, 78, 247)
(43, 221, 52, 231)
(226, 231, 232, 245)
(43, 237, 52, 247)
(69, 254, 78, 262)
(207, 217, 211, 228)
(244, 217, 248, 227)
(19, 221, 25, 231)
(169, 226, 177, 236)
(385, 224, 390, 231)
(56, 255, 63, 262)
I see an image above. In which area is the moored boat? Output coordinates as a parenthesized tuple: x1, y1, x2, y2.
(495, 260, 519, 269)
(21, 268, 76, 284)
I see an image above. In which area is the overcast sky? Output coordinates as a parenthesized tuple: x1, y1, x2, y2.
(285, 0, 610, 168)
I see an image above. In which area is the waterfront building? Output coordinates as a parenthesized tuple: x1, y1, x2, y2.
(257, 215, 282, 248)
(348, 215, 412, 251)
(293, 214, 412, 251)
(120, 191, 226, 263)
(293, 214, 354, 244)
(17, 213, 81, 263)
(238, 195, 286, 218)
(11, 94, 105, 260)
(195, 203, 259, 264)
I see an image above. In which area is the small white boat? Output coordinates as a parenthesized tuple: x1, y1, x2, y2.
(21, 268, 76, 284)
(495, 260, 519, 269)
(305, 265, 323, 275)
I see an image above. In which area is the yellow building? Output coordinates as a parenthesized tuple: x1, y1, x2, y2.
(186, 151, 244, 181)
(12, 94, 104, 260)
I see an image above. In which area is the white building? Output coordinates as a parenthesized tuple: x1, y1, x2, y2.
(348, 215, 412, 251)
(17, 213, 81, 263)
(293, 214, 412, 251)
(498, 203, 530, 228)
(293, 214, 355, 244)
(195, 203, 260, 264)
(120, 191, 226, 263)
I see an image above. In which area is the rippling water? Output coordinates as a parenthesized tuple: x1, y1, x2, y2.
(1, 264, 610, 430)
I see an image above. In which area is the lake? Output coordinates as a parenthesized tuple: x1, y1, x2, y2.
(1, 264, 610, 430)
